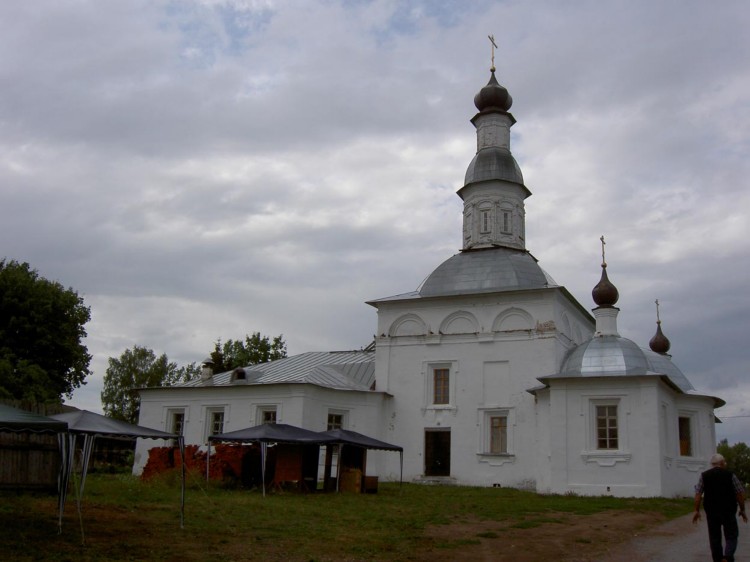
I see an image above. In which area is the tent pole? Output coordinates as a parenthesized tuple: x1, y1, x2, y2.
(261, 442, 267, 497)
(206, 441, 211, 482)
(178, 436, 185, 529)
(336, 444, 341, 493)
(70, 434, 86, 545)
(400, 451, 403, 493)
(79, 434, 95, 499)
(57, 432, 74, 534)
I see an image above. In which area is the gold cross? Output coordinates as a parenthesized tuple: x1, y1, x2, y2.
(655, 299, 661, 324)
(488, 34, 498, 72)
(600, 235, 607, 267)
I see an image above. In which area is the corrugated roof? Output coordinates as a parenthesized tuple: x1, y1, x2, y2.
(182, 350, 375, 391)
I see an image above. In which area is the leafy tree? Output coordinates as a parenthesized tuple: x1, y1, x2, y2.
(0, 259, 91, 402)
(717, 439, 750, 485)
(167, 362, 202, 386)
(209, 332, 287, 373)
(101, 346, 197, 425)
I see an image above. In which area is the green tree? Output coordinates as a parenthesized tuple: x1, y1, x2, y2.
(717, 439, 750, 485)
(0, 259, 91, 402)
(166, 362, 202, 386)
(101, 346, 194, 425)
(210, 332, 287, 373)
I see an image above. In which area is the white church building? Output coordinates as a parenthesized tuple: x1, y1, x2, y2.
(135, 65, 722, 497)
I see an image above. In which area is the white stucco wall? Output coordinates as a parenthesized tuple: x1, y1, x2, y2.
(542, 376, 716, 497)
(372, 287, 594, 488)
(133, 384, 389, 476)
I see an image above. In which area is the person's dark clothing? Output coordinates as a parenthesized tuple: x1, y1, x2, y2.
(707, 510, 738, 562)
(697, 466, 744, 562)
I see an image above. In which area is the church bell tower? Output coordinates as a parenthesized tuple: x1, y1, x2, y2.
(458, 43, 531, 252)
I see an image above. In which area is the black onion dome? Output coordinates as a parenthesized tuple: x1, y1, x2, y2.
(649, 322, 671, 354)
(592, 266, 619, 307)
(474, 71, 513, 112)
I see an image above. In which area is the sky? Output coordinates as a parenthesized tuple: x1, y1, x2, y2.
(1, 0, 748, 443)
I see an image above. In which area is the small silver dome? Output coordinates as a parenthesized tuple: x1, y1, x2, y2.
(463, 147, 524, 187)
(419, 247, 554, 298)
(559, 335, 693, 392)
(644, 348, 693, 392)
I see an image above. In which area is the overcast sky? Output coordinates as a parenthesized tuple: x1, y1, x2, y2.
(2, 0, 748, 443)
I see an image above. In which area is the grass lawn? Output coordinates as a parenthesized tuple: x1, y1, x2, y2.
(0, 472, 693, 561)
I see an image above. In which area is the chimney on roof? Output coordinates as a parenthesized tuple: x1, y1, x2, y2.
(200, 357, 214, 382)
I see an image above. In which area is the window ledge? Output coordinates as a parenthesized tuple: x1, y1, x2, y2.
(676, 457, 705, 472)
(477, 453, 515, 466)
(581, 451, 631, 467)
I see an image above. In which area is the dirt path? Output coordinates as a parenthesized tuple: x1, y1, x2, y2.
(417, 511, 750, 562)
(602, 513, 750, 562)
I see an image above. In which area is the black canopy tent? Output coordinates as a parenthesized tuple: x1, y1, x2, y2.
(209, 423, 403, 493)
(0, 403, 71, 532)
(0, 403, 68, 433)
(50, 410, 185, 529)
(320, 428, 403, 490)
(208, 423, 333, 496)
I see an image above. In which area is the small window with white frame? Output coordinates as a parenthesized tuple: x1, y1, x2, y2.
(490, 415, 508, 454)
(205, 407, 225, 441)
(595, 403, 619, 450)
(168, 408, 185, 436)
(257, 406, 278, 425)
(478, 408, 513, 456)
(434, 368, 450, 405)
(582, 398, 631, 465)
(327, 410, 347, 430)
(425, 362, 456, 409)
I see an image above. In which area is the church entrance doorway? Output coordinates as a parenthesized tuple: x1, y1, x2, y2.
(424, 428, 450, 476)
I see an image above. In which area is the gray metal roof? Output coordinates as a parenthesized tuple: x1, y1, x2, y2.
(367, 290, 422, 304)
(463, 147, 525, 187)
(182, 350, 375, 391)
(643, 348, 695, 392)
(554, 335, 694, 392)
(418, 247, 556, 298)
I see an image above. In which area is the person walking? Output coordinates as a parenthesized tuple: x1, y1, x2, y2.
(693, 453, 748, 562)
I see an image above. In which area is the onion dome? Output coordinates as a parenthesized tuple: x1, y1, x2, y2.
(649, 299, 671, 354)
(592, 265, 619, 307)
(649, 322, 671, 354)
(592, 236, 618, 307)
(473, 71, 513, 112)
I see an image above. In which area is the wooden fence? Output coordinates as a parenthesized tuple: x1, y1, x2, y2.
(0, 400, 65, 491)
